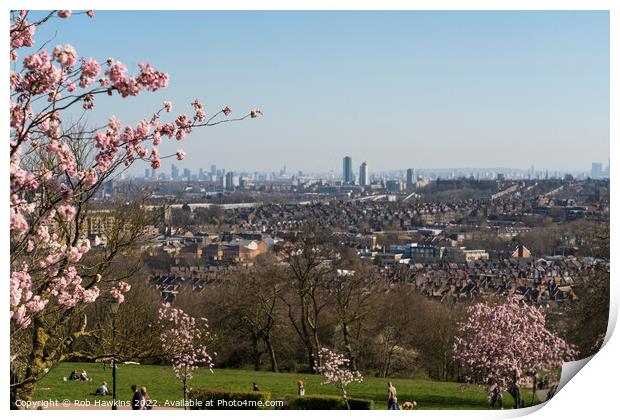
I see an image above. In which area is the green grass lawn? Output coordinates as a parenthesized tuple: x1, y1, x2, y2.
(34, 362, 539, 410)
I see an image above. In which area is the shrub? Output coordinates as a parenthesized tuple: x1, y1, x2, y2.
(347, 398, 374, 410)
(284, 394, 373, 410)
(188, 388, 272, 410)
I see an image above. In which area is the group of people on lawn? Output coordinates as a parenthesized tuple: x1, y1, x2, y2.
(66, 369, 90, 382)
(130, 384, 154, 410)
(488, 379, 557, 409)
(94, 381, 153, 409)
(69, 369, 404, 410)
(65, 367, 561, 410)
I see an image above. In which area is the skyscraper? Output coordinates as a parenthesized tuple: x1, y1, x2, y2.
(406, 168, 416, 188)
(359, 162, 369, 186)
(343, 156, 353, 184)
(591, 162, 603, 178)
(171, 164, 179, 180)
(225, 171, 234, 190)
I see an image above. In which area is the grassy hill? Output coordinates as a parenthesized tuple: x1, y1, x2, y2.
(33, 362, 538, 410)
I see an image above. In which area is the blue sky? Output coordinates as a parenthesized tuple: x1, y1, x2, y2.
(26, 11, 609, 174)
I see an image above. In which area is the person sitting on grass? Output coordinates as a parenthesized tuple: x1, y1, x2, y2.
(95, 382, 109, 396)
(141, 386, 153, 410)
(68, 370, 79, 381)
(252, 382, 260, 392)
(131, 384, 143, 410)
(80, 370, 90, 381)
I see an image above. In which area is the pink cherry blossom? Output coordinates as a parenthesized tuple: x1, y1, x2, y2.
(53, 44, 77, 69)
(57, 204, 76, 221)
(453, 296, 578, 392)
(10, 17, 36, 48)
(315, 347, 363, 408)
(157, 304, 214, 400)
(192, 99, 206, 122)
(79, 58, 101, 87)
(176, 149, 186, 160)
(9, 9, 261, 337)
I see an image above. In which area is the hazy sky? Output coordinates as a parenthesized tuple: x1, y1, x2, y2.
(31, 11, 609, 174)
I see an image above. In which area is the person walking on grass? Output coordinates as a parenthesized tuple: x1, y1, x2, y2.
(297, 378, 305, 396)
(489, 383, 504, 409)
(131, 384, 143, 410)
(387, 382, 399, 410)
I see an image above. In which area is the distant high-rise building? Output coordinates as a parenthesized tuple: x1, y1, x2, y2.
(171, 164, 179, 180)
(144, 168, 150, 179)
(591, 162, 603, 178)
(343, 156, 353, 184)
(183, 168, 191, 180)
(406, 168, 416, 188)
(198, 168, 205, 180)
(386, 180, 404, 192)
(359, 162, 369, 186)
(210, 164, 217, 176)
(225, 171, 234, 190)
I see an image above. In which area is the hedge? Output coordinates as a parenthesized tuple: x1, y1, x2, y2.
(284, 394, 374, 410)
(188, 388, 272, 410)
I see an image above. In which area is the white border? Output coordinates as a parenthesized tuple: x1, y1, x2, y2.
(3, 1, 616, 419)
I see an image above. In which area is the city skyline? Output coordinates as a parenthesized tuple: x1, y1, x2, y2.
(139, 157, 609, 181)
(28, 10, 610, 173)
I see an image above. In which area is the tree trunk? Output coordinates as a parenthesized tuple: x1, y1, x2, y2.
(307, 346, 316, 373)
(508, 383, 521, 409)
(312, 330, 321, 372)
(11, 381, 36, 410)
(341, 321, 357, 370)
(251, 334, 262, 371)
(531, 373, 537, 406)
(183, 373, 188, 410)
(341, 385, 350, 410)
(297, 296, 316, 373)
(264, 335, 278, 372)
(12, 324, 48, 409)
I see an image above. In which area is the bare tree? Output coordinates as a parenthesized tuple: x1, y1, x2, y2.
(221, 255, 283, 372)
(280, 228, 333, 372)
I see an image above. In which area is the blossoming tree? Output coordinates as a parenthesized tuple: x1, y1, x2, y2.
(315, 347, 363, 409)
(9, 10, 260, 405)
(157, 303, 214, 406)
(453, 297, 578, 408)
